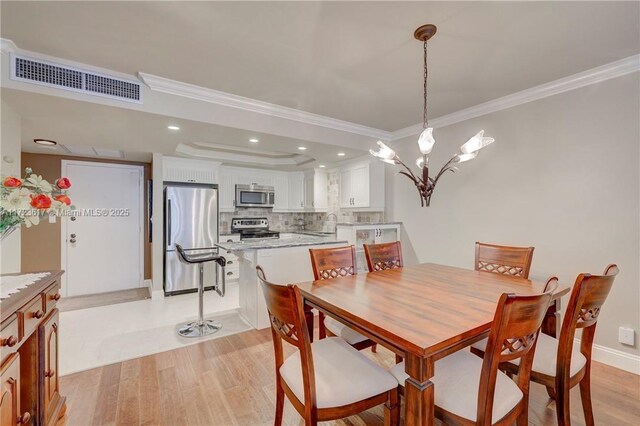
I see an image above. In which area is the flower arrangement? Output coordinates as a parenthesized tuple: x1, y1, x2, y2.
(0, 167, 72, 240)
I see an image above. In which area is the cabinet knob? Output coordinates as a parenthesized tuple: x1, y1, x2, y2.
(45, 369, 55, 378)
(17, 411, 31, 424)
(227, 260, 233, 265)
(226, 271, 233, 276)
(51, 293, 61, 301)
(2, 335, 18, 347)
(33, 310, 44, 319)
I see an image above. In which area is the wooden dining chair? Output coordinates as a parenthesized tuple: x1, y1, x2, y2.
(364, 241, 404, 272)
(501, 264, 619, 426)
(391, 290, 553, 425)
(308, 245, 377, 352)
(256, 266, 399, 426)
(475, 242, 535, 279)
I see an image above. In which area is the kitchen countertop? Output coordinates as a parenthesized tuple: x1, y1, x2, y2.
(336, 222, 402, 226)
(216, 234, 348, 251)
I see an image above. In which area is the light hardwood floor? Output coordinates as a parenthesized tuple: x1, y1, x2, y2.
(58, 327, 640, 426)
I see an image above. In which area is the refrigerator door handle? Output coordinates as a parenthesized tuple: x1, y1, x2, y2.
(167, 198, 172, 248)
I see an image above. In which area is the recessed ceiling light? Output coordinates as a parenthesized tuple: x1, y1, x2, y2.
(298, 146, 307, 151)
(319, 165, 326, 168)
(337, 152, 346, 156)
(34, 139, 57, 146)
(167, 125, 180, 131)
(249, 138, 259, 143)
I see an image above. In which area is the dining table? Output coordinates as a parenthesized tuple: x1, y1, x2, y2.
(297, 262, 570, 426)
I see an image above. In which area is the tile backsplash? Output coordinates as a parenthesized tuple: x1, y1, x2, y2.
(219, 170, 384, 234)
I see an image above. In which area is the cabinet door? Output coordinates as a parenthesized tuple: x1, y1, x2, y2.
(0, 353, 22, 426)
(218, 171, 236, 211)
(313, 171, 328, 210)
(351, 163, 370, 208)
(272, 174, 289, 211)
(339, 168, 352, 208)
(304, 175, 314, 209)
(288, 174, 305, 211)
(39, 310, 60, 425)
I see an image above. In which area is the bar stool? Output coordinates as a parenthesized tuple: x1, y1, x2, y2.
(175, 244, 226, 337)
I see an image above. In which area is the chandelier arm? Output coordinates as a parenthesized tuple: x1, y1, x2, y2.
(395, 158, 423, 185)
(432, 155, 460, 185)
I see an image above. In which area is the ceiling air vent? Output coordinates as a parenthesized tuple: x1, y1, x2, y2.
(10, 54, 142, 104)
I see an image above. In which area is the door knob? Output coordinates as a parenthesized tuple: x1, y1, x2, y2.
(70, 238, 77, 243)
(70, 233, 76, 238)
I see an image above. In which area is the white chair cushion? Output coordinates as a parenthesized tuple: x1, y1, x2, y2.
(390, 350, 523, 422)
(280, 337, 397, 409)
(470, 333, 587, 378)
(324, 316, 369, 345)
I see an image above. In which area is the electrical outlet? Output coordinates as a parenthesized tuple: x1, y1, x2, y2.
(618, 326, 635, 346)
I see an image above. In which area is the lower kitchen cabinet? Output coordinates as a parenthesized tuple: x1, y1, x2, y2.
(337, 223, 401, 273)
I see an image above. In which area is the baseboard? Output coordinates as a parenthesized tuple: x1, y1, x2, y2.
(145, 279, 165, 300)
(575, 338, 640, 375)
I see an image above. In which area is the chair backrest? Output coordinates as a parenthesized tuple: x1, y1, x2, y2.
(256, 266, 317, 409)
(478, 290, 553, 424)
(363, 241, 404, 272)
(309, 245, 357, 280)
(475, 242, 535, 279)
(556, 264, 618, 381)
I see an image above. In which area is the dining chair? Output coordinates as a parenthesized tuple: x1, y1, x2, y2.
(500, 264, 619, 426)
(475, 242, 535, 279)
(308, 245, 377, 352)
(256, 266, 399, 426)
(363, 241, 404, 272)
(391, 290, 553, 425)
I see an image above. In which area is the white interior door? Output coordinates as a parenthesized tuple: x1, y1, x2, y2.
(62, 161, 144, 297)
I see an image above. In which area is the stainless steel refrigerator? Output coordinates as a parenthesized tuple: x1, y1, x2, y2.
(164, 182, 219, 295)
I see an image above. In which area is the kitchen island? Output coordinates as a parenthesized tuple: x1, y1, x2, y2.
(216, 233, 347, 329)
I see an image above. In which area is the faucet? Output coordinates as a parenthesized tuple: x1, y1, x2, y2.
(323, 213, 338, 233)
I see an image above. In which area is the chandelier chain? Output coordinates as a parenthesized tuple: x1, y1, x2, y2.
(423, 40, 428, 128)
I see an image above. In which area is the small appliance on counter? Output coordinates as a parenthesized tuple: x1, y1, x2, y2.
(231, 217, 280, 240)
(235, 184, 275, 208)
(164, 182, 220, 296)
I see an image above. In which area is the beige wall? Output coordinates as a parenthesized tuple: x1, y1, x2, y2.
(386, 73, 640, 359)
(20, 153, 152, 279)
(0, 100, 22, 273)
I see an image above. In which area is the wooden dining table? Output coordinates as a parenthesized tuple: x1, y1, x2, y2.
(297, 262, 570, 426)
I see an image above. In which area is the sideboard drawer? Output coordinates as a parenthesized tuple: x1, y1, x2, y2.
(19, 297, 45, 340)
(43, 283, 61, 313)
(0, 315, 20, 364)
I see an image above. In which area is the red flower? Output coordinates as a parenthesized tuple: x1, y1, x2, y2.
(3, 177, 22, 188)
(56, 177, 71, 189)
(30, 194, 52, 209)
(54, 195, 71, 206)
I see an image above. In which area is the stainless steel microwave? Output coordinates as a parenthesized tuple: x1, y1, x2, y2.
(235, 184, 275, 208)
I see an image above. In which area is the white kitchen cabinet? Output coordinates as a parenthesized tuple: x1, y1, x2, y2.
(336, 223, 401, 273)
(272, 173, 289, 212)
(220, 234, 240, 282)
(338, 158, 384, 211)
(303, 169, 328, 212)
(288, 173, 305, 211)
(218, 169, 236, 212)
(163, 156, 221, 184)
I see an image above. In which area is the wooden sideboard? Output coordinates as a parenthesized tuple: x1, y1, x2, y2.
(1, 271, 66, 426)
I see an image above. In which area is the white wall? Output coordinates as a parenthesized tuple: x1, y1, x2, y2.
(386, 73, 640, 369)
(0, 100, 22, 273)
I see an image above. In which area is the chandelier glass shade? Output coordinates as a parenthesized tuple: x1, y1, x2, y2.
(370, 24, 494, 207)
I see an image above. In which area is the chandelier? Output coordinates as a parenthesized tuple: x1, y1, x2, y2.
(370, 24, 494, 207)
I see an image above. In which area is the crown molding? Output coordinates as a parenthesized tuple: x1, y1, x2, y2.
(139, 72, 393, 141)
(0, 38, 17, 55)
(392, 54, 640, 141)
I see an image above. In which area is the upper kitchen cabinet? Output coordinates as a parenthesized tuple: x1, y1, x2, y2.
(163, 156, 221, 184)
(288, 173, 305, 211)
(304, 169, 328, 212)
(339, 158, 384, 211)
(272, 174, 289, 212)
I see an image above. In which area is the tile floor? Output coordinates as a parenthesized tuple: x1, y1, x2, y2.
(59, 283, 246, 376)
